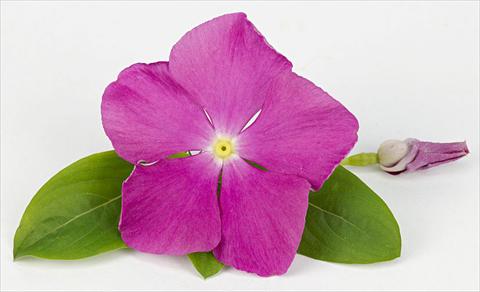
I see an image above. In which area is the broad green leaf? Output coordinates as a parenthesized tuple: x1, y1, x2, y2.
(341, 152, 378, 166)
(188, 252, 224, 278)
(298, 165, 401, 263)
(14, 151, 133, 260)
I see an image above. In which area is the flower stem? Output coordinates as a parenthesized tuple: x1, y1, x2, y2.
(340, 152, 378, 166)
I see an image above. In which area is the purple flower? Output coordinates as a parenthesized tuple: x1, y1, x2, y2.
(101, 13, 358, 276)
(378, 139, 469, 174)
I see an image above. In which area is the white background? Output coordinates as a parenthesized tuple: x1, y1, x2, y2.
(1, 1, 479, 291)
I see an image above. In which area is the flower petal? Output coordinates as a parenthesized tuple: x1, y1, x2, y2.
(119, 153, 221, 255)
(406, 139, 469, 172)
(237, 72, 359, 190)
(169, 13, 292, 136)
(213, 159, 310, 276)
(102, 61, 214, 164)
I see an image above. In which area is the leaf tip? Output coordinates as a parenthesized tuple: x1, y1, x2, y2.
(188, 252, 224, 279)
(12, 248, 22, 261)
(198, 268, 223, 280)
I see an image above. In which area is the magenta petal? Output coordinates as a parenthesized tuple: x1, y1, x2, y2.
(169, 13, 292, 136)
(406, 139, 469, 172)
(102, 61, 214, 164)
(213, 159, 310, 276)
(119, 154, 221, 255)
(238, 72, 358, 190)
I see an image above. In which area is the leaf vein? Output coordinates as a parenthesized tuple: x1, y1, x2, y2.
(19, 195, 121, 253)
(308, 202, 367, 235)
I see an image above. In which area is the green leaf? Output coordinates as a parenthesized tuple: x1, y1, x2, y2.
(168, 151, 191, 159)
(188, 252, 224, 279)
(340, 152, 378, 166)
(298, 165, 401, 263)
(14, 151, 133, 260)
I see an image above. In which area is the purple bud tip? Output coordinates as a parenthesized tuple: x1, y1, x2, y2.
(378, 138, 469, 174)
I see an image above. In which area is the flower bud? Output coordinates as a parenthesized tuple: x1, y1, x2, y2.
(378, 138, 469, 174)
(377, 140, 409, 167)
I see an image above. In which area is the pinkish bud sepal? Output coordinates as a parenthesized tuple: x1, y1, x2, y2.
(378, 139, 469, 174)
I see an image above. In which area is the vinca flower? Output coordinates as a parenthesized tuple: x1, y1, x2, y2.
(378, 139, 469, 174)
(101, 13, 358, 276)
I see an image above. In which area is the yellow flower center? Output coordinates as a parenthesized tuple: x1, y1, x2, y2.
(213, 138, 235, 160)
